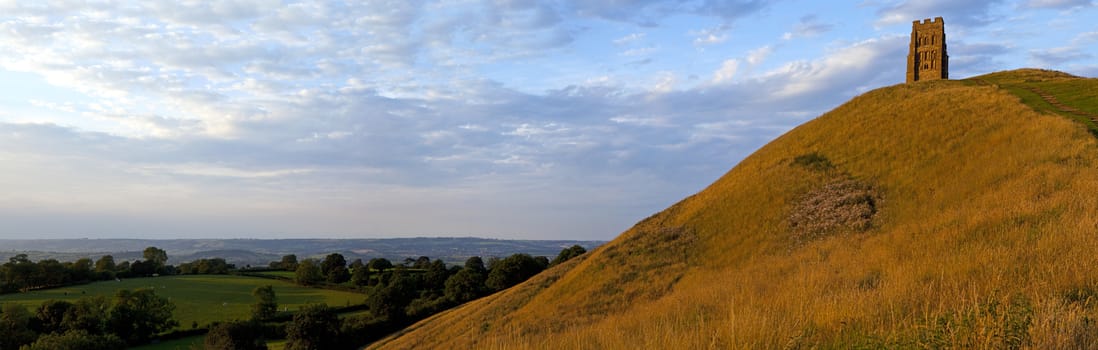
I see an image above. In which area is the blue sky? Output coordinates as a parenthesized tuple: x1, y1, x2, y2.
(0, 0, 1095, 240)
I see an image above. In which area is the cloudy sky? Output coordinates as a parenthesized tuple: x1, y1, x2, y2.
(0, 0, 1095, 240)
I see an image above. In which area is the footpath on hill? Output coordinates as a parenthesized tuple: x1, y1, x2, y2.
(969, 70, 1098, 135)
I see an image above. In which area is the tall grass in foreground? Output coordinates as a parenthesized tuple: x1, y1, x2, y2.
(373, 71, 1098, 349)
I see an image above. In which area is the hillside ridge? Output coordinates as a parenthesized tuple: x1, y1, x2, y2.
(372, 69, 1098, 349)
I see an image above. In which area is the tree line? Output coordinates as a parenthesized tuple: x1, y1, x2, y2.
(1, 244, 589, 349)
(207, 244, 588, 349)
(0, 247, 171, 293)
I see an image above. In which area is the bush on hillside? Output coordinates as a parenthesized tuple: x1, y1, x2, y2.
(793, 152, 834, 172)
(789, 178, 879, 243)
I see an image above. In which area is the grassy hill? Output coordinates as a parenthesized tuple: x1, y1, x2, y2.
(369, 69, 1098, 349)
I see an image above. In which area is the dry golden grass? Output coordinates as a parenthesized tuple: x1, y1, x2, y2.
(371, 70, 1098, 349)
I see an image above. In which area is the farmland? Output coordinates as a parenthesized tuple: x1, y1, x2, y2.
(0, 274, 363, 329)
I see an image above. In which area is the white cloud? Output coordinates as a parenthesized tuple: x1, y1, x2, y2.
(768, 36, 906, 98)
(783, 15, 834, 40)
(1023, 0, 1093, 9)
(621, 46, 658, 56)
(1073, 31, 1098, 44)
(1030, 47, 1092, 65)
(875, 0, 1004, 27)
(712, 59, 740, 83)
(692, 25, 730, 45)
(614, 32, 646, 45)
(140, 164, 315, 179)
(746, 45, 774, 66)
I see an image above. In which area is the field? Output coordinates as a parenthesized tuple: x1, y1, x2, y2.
(251, 270, 296, 279)
(129, 336, 288, 350)
(129, 336, 203, 350)
(0, 274, 364, 329)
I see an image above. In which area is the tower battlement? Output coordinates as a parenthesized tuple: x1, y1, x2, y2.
(906, 17, 948, 83)
(914, 17, 944, 25)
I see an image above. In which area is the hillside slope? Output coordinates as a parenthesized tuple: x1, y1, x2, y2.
(371, 70, 1098, 349)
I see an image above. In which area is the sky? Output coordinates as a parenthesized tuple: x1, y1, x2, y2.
(0, 0, 1095, 240)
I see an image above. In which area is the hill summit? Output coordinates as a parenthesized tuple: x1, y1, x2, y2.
(371, 70, 1098, 349)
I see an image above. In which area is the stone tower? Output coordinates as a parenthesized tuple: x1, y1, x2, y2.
(906, 17, 948, 83)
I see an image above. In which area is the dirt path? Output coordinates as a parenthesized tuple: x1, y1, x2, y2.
(970, 78, 1098, 125)
(1021, 86, 1098, 125)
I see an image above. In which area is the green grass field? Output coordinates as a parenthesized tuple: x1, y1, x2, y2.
(251, 270, 296, 279)
(129, 336, 203, 350)
(0, 275, 364, 329)
(128, 336, 287, 350)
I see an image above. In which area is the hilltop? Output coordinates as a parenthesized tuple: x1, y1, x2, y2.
(370, 69, 1098, 349)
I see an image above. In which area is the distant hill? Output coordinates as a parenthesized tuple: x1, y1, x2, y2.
(0, 237, 604, 266)
(370, 70, 1098, 349)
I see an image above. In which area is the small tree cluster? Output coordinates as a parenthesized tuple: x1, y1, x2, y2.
(177, 258, 233, 275)
(550, 245, 587, 266)
(204, 321, 268, 350)
(321, 253, 350, 284)
(294, 259, 323, 286)
(269, 254, 298, 271)
(284, 304, 341, 350)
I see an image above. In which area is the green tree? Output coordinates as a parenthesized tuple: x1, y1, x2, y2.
(550, 245, 587, 266)
(61, 296, 110, 334)
(38, 259, 68, 286)
(443, 256, 489, 303)
(142, 247, 168, 272)
(70, 258, 94, 283)
(485, 254, 545, 292)
(321, 253, 350, 284)
(443, 269, 484, 304)
(115, 261, 131, 277)
(350, 265, 371, 287)
(251, 285, 278, 321)
(534, 256, 549, 270)
(277, 254, 298, 271)
(284, 304, 340, 350)
(368, 269, 418, 322)
(367, 258, 393, 272)
(294, 260, 322, 286)
(107, 289, 178, 345)
(412, 256, 432, 269)
(19, 329, 124, 350)
(93, 255, 115, 276)
(367, 258, 394, 286)
(320, 253, 346, 276)
(0, 303, 37, 349)
(422, 259, 451, 292)
(204, 321, 268, 350)
(35, 299, 74, 334)
(179, 258, 232, 275)
(326, 266, 350, 284)
(6, 255, 41, 292)
(349, 258, 364, 270)
(128, 260, 156, 276)
(463, 256, 487, 275)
